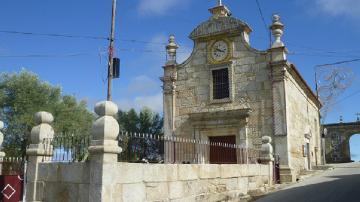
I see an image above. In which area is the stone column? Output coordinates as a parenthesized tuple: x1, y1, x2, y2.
(260, 136, 274, 185)
(0, 120, 6, 175)
(26, 111, 55, 202)
(88, 101, 122, 202)
(162, 35, 179, 163)
(269, 14, 295, 183)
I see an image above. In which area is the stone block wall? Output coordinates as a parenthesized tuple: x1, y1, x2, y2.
(32, 162, 271, 202)
(35, 163, 90, 202)
(284, 68, 322, 175)
(174, 35, 273, 146)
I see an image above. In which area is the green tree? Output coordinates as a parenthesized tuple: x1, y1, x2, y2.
(117, 107, 163, 135)
(117, 107, 163, 162)
(0, 70, 94, 157)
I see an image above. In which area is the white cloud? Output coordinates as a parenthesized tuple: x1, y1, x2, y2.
(127, 75, 158, 94)
(315, 0, 360, 18)
(138, 0, 189, 16)
(117, 92, 163, 113)
(135, 93, 163, 112)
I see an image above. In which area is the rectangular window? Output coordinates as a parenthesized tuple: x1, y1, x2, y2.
(212, 68, 229, 100)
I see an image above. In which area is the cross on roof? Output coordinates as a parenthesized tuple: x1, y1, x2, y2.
(217, 0, 223, 6)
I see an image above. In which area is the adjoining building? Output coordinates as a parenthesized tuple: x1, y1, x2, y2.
(161, 2, 323, 182)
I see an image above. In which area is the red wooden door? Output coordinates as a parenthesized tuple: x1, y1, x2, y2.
(209, 135, 237, 164)
(0, 175, 24, 202)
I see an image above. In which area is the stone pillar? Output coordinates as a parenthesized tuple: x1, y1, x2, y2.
(88, 101, 122, 202)
(0, 120, 5, 175)
(162, 35, 178, 163)
(260, 136, 274, 185)
(26, 111, 55, 202)
(269, 14, 295, 183)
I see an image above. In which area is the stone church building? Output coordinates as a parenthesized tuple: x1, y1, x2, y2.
(161, 2, 323, 182)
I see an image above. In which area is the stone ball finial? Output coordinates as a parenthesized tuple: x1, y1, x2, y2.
(262, 136, 272, 144)
(0, 121, 4, 147)
(34, 112, 54, 125)
(272, 14, 280, 23)
(94, 101, 118, 117)
(169, 35, 175, 43)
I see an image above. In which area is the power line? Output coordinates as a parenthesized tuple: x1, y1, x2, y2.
(2, 30, 360, 57)
(315, 58, 360, 67)
(0, 30, 167, 45)
(0, 30, 109, 40)
(254, 0, 268, 32)
(1, 48, 360, 59)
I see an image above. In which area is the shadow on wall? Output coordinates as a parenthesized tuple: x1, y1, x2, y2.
(254, 174, 360, 202)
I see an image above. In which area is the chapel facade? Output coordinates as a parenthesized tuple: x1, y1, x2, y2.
(161, 2, 323, 182)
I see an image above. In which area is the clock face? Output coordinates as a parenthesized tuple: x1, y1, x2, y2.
(211, 40, 229, 62)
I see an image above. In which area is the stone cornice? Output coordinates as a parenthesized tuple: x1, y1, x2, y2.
(190, 16, 252, 40)
(189, 108, 252, 121)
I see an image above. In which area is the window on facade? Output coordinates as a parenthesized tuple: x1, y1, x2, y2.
(212, 68, 229, 100)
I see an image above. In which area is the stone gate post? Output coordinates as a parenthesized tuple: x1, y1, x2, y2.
(0, 120, 5, 175)
(25, 112, 55, 201)
(260, 136, 275, 185)
(88, 101, 122, 202)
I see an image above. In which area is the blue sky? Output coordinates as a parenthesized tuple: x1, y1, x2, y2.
(1, 0, 360, 158)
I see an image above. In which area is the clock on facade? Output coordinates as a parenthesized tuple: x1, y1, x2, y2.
(210, 40, 230, 62)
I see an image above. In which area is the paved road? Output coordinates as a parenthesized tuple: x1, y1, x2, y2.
(255, 163, 360, 202)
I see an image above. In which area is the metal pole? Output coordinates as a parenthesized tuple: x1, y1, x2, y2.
(107, 0, 117, 101)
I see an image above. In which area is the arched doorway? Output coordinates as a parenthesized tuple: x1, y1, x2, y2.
(350, 134, 360, 162)
(324, 122, 360, 163)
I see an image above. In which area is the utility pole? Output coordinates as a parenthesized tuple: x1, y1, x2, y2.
(107, 0, 117, 101)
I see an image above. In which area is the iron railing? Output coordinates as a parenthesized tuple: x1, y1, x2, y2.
(0, 157, 25, 175)
(42, 134, 90, 163)
(117, 132, 261, 164)
(41, 132, 262, 164)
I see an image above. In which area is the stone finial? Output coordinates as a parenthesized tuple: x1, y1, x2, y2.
(30, 112, 54, 145)
(0, 121, 4, 151)
(90, 101, 121, 155)
(260, 136, 274, 163)
(270, 14, 285, 48)
(166, 35, 179, 65)
(209, 0, 231, 18)
(95, 101, 118, 117)
(27, 111, 55, 157)
(34, 111, 54, 125)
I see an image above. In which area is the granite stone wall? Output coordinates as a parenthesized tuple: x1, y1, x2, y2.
(33, 162, 271, 202)
(174, 35, 273, 147)
(284, 70, 321, 175)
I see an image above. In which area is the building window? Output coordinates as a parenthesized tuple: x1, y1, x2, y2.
(212, 68, 229, 100)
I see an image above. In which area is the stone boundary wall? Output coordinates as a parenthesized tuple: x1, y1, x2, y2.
(37, 163, 90, 202)
(33, 162, 271, 202)
(26, 102, 274, 202)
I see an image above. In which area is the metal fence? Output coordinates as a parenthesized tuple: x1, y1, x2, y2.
(42, 134, 90, 163)
(0, 157, 25, 175)
(41, 132, 261, 165)
(117, 132, 261, 164)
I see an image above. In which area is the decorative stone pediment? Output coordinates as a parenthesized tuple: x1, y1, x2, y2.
(189, 17, 252, 40)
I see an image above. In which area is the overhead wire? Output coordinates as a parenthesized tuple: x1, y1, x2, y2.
(0, 30, 109, 40)
(315, 58, 360, 67)
(0, 30, 167, 45)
